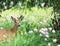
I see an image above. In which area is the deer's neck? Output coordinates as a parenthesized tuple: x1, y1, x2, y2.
(11, 24, 18, 33)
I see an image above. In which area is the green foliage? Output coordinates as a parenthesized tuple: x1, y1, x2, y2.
(0, 0, 53, 11)
(51, 0, 60, 44)
(0, 8, 57, 46)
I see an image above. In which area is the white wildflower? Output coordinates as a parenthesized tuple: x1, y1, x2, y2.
(44, 28, 48, 32)
(3, 2, 5, 5)
(57, 44, 60, 46)
(28, 30, 33, 34)
(40, 30, 46, 35)
(52, 30, 55, 33)
(45, 32, 49, 35)
(10, 1, 14, 5)
(53, 39, 57, 43)
(40, 28, 48, 36)
(4, 6, 7, 9)
(41, 3, 45, 7)
(34, 28, 38, 32)
(48, 27, 52, 31)
(48, 43, 51, 46)
(40, 28, 45, 32)
(45, 35, 49, 38)
(40, 28, 49, 37)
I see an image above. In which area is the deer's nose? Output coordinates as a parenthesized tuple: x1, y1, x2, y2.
(18, 25, 20, 27)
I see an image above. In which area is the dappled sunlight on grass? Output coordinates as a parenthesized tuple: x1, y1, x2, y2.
(1, 7, 53, 23)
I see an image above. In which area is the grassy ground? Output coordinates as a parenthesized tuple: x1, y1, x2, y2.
(0, 7, 57, 46)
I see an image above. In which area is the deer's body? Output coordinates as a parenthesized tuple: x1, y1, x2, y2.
(0, 26, 17, 42)
(0, 16, 24, 42)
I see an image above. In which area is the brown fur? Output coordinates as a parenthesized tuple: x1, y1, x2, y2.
(0, 16, 24, 42)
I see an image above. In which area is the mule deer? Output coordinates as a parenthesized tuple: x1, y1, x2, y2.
(0, 15, 24, 42)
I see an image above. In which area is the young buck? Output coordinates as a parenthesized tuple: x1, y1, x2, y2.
(0, 15, 24, 42)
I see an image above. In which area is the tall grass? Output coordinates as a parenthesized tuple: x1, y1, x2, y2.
(0, 7, 57, 46)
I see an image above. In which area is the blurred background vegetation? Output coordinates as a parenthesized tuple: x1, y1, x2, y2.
(0, 0, 60, 46)
(0, 0, 54, 11)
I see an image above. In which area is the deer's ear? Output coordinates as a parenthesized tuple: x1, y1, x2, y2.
(18, 15, 24, 21)
(11, 16, 16, 22)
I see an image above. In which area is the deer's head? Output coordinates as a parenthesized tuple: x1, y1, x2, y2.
(11, 15, 24, 27)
